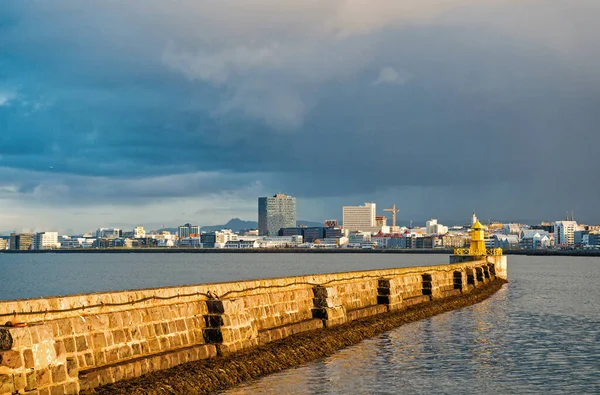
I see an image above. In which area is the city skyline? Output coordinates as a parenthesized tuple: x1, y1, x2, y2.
(2, 1, 600, 232)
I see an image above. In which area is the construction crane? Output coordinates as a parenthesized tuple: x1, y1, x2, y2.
(384, 204, 400, 228)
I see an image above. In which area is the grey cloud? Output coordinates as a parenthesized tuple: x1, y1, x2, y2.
(2, 0, 600, 229)
(372, 67, 413, 85)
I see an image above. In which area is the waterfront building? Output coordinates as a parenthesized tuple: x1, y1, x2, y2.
(134, 226, 146, 239)
(201, 233, 216, 248)
(347, 231, 372, 247)
(519, 230, 552, 249)
(301, 227, 323, 243)
(279, 227, 302, 237)
(324, 227, 343, 239)
(260, 235, 303, 248)
(554, 220, 578, 247)
(95, 228, 121, 239)
(258, 194, 297, 236)
(0, 239, 7, 250)
(33, 232, 60, 250)
(492, 234, 520, 250)
(342, 202, 376, 232)
(179, 237, 202, 248)
(9, 233, 34, 251)
(574, 230, 589, 247)
(178, 223, 200, 238)
(589, 232, 600, 248)
(225, 240, 259, 249)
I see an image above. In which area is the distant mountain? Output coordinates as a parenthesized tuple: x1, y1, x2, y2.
(297, 220, 323, 228)
(201, 218, 258, 232)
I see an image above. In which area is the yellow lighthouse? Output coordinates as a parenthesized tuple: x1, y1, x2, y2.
(454, 220, 502, 257)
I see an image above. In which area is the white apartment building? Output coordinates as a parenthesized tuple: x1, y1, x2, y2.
(134, 226, 146, 239)
(554, 221, 578, 247)
(33, 232, 60, 250)
(343, 202, 376, 232)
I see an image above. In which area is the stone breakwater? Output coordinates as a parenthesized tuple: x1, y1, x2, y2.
(88, 278, 507, 395)
(0, 258, 505, 395)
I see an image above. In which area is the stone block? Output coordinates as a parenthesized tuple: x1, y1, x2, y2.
(75, 335, 89, 352)
(63, 337, 76, 354)
(50, 384, 65, 395)
(0, 374, 14, 394)
(13, 372, 26, 391)
(112, 330, 126, 344)
(313, 286, 337, 299)
(66, 358, 78, 378)
(26, 370, 37, 391)
(65, 381, 79, 394)
(36, 368, 51, 387)
(51, 364, 67, 383)
(54, 340, 66, 357)
(0, 350, 23, 369)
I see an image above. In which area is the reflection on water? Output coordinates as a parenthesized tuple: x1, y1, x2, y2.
(223, 257, 600, 394)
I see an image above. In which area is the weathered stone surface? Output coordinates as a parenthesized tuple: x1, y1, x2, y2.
(0, 329, 13, 351)
(0, 350, 23, 369)
(0, 260, 503, 394)
(0, 373, 14, 394)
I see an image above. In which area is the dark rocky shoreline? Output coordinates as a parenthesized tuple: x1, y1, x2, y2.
(84, 278, 507, 395)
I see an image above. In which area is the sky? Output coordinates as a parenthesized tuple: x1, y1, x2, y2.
(1, 1, 599, 234)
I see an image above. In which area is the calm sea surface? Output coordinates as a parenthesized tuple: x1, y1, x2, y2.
(2, 253, 599, 394)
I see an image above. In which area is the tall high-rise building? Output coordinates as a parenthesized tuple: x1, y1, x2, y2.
(258, 194, 297, 236)
(342, 202, 376, 232)
(178, 223, 200, 238)
(554, 220, 577, 247)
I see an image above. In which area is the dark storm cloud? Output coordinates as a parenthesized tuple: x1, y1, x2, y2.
(1, 0, 600, 227)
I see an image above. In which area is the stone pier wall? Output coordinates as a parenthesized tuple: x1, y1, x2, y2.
(0, 260, 503, 395)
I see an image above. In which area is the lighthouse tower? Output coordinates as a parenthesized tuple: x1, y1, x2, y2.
(469, 220, 487, 256)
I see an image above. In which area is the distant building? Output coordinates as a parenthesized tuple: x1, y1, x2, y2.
(9, 233, 34, 251)
(343, 202, 376, 232)
(201, 233, 217, 248)
(574, 230, 589, 247)
(0, 239, 8, 250)
(261, 235, 303, 248)
(258, 194, 297, 236)
(179, 237, 202, 248)
(492, 234, 520, 250)
(301, 227, 324, 243)
(324, 219, 339, 228)
(589, 233, 600, 248)
(375, 216, 387, 227)
(554, 221, 578, 247)
(96, 228, 121, 239)
(279, 227, 302, 237)
(134, 226, 146, 239)
(225, 240, 259, 249)
(324, 227, 343, 239)
(33, 232, 60, 250)
(502, 224, 521, 235)
(426, 219, 449, 235)
(178, 223, 200, 238)
(519, 230, 552, 249)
